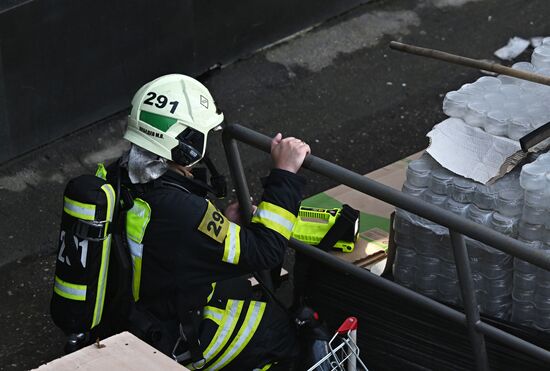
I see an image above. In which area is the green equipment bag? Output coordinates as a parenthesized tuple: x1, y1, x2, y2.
(50, 172, 117, 334)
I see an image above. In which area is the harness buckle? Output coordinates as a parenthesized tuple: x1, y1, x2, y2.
(172, 324, 205, 369)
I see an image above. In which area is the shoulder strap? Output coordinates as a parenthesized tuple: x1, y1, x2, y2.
(101, 161, 135, 335)
(161, 180, 191, 194)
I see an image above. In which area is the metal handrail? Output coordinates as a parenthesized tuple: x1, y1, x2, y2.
(221, 123, 550, 369)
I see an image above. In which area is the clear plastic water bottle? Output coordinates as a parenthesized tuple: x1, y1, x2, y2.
(422, 190, 448, 208)
(485, 110, 509, 137)
(442, 91, 469, 118)
(415, 227, 441, 257)
(402, 181, 426, 198)
(500, 62, 535, 85)
(512, 300, 535, 325)
(466, 204, 493, 226)
(496, 189, 524, 217)
(394, 246, 416, 289)
(534, 291, 550, 330)
(507, 116, 533, 141)
(464, 101, 489, 128)
(393, 210, 419, 289)
(438, 260, 462, 306)
(429, 169, 454, 195)
(474, 183, 498, 210)
(523, 203, 546, 225)
(451, 177, 476, 203)
(534, 244, 550, 331)
(512, 239, 542, 325)
(445, 198, 470, 217)
(520, 163, 548, 191)
(518, 220, 544, 242)
(406, 158, 434, 188)
(532, 44, 550, 69)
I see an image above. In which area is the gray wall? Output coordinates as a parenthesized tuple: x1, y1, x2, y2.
(0, 0, 369, 163)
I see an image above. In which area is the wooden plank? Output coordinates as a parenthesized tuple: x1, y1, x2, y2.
(34, 332, 187, 371)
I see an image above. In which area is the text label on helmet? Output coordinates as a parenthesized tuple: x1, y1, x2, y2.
(138, 126, 164, 139)
(143, 92, 179, 114)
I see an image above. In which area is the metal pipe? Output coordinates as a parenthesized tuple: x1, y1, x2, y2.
(223, 124, 550, 271)
(476, 321, 550, 364)
(449, 231, 490, 371)
(222, 127, 274, 291)
(288, 237, 467, 324)
(222, 128, 254, 222)
(389, 41, 550, 87)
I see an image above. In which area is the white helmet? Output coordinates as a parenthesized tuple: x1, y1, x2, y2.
(124, 74, 224, 166)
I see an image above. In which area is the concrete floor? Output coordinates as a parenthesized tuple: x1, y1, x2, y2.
(1, 0, 550, 369)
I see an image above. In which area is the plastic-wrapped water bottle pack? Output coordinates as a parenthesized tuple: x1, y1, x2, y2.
(394, 153, 522, 320)
(394, 152, 550, 331)
(442, 38, 550, 140)
(512, 153, 550, 331)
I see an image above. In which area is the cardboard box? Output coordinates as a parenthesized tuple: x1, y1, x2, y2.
(34, 332, 188, 371)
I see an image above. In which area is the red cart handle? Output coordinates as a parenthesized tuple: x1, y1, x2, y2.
(336, 317, 358, 334)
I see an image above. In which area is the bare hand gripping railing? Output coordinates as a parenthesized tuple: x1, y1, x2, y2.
(222, 123, 550, 370)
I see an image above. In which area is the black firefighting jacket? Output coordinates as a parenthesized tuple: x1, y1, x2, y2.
(121, 167, 304, 369)
(134, 168, 304, 301)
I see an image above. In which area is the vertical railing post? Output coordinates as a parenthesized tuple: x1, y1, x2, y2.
(449, 230, 490, 371)
(221, 125, 274, 291)
(222, 127, 254, 222)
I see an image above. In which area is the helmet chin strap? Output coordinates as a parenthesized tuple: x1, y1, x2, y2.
(178, 153, 226, 199)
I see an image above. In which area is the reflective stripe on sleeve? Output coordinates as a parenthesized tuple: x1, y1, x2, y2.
(63, 196, 96, 221)
(222, 223, 241, 265)
(203, 306, 224, 325)
(54, 276, 87, 301)
(251, 202, 296, 239)
(188, 300, 243, 370)
(206, 301, 267, 371)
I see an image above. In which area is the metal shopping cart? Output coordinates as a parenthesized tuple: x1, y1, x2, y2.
(307, 317, 368, 371)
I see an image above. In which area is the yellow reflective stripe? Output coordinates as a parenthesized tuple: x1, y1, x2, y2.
(126, 199, 151, 302)
(257, 363, 273, 371)
(101, 184, 115, 222)
(203, 306, 224, 325)
(128, 239, 143, 302)
(251, 202, 296, 239)
(223, 223, 241, 265)
(132, 256, 142, 302)
(95, 163, 107, 180)
(207, 301, 266, 371)
(126, 199, 151, 243)
(63, 196, 96, 221)
(207, 282, 217, 303)
(191, 300, 242, 369)
(91, 234, 111, 328)
(54, 276, 87, 301)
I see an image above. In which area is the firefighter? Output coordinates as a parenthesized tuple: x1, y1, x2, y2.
(118, 74, 310, 370)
